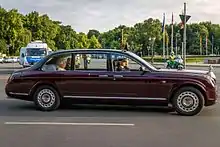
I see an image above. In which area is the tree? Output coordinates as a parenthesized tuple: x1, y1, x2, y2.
(87, 29, 100, 39)
(0, 39, 7, 53)
(40, 14, 59, 49)
(1, 6, 220, 56)
(89, 35, 102, 49)
(76, 32, 90, 48)
(5, 9, 24, 55)
(55, 25, 77, 50)
(14, 28, 32, 55)
(0, 7, 7, 39)
(23, 11, 43, 40)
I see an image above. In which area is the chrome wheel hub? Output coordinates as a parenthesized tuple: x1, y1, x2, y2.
(42, 94, 51, 103)
(37, 89, 56, 108)
(177, 91, 199, 112)
(182, 97, 194, 107)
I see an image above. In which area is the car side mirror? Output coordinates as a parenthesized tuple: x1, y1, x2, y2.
(21, 53, 25, 58)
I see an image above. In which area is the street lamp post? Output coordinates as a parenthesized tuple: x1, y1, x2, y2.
(175, 31, 181, 56)
(175, 34, 178, 56)
(149, 37, 156, 63)
(183, 3, 187, 69)
(149, 37, 152, 56)
(152, 37, 156, 56)
(179, 3, 191, 69)
(6, 44, 10, 56)
(147, 46, 150, 56)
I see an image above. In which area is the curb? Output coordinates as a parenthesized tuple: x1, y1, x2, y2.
(153, 63, 220, 67)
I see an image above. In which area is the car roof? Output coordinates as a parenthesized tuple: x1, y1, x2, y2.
(51, 49, 127, 55)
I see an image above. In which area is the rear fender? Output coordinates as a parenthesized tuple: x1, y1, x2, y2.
(29, 81, 63, 99)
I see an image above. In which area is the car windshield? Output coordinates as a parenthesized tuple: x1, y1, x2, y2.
(126, 51, 158, 71)
(26, 48, 46, 56)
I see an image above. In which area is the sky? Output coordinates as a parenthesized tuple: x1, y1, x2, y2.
(0, 0, 219, 33)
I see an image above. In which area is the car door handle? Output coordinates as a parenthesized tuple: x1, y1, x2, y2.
(160, 80, 166, 84)
(99, 75, 108, 78)
(113, 75, 123, 78)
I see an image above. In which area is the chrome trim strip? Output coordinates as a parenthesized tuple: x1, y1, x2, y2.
(63, 96, 167, 100)
(9, 92, 29, 96)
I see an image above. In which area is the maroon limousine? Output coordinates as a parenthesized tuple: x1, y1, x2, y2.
(5, 49, 218, 116)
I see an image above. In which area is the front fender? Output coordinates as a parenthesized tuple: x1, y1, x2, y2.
(168, 80, 207, 102)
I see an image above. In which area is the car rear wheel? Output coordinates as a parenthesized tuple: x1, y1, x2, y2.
(33, 85, 60, 111)
(172, 87, 204, 116)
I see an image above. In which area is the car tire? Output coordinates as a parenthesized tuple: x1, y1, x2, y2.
(172, 87, 204, 116)
(33, 85, 61, 111)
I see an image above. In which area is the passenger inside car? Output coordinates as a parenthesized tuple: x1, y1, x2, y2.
(42, 55, 72, 71)
(56, 58, 67, 71)
(115, 58, 130, 71)
(65, 58, 71, 70)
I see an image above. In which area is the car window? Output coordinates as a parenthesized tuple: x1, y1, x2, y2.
(41, 53, 72, 72)
(126, 51, 157, 71)
(74, 53, 108, 71)
(111, 53, 147, 72)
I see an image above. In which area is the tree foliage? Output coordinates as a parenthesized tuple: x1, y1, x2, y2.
(1, 7, 220, 56)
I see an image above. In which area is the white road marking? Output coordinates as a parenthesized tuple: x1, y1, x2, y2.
(4, 122, 135, 126)
(0, 75, 9, 79)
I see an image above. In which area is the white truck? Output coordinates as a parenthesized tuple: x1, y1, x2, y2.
(19, 40, 53, 68)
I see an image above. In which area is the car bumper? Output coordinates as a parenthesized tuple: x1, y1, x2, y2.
(205, 86, 218, 106)
(5, 84, 31, 101)
(6, 95, 32, 101)
(205, 100, 217, 106)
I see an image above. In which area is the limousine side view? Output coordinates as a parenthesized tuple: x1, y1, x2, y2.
(5, 49, 218, 116)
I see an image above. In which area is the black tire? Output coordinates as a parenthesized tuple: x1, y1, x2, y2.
(172, 87, 204, 116)
(177, 65, 183, 70)
(33, 85, 61, 111)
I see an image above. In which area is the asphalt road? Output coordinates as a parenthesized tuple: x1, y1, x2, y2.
(0, 63, 220, 147)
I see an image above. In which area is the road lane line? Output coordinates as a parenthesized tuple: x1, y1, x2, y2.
(4, 122, 135, 126)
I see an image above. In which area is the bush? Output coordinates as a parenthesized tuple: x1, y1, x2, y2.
(186, 58, 204, 63)
(142, 56, 204, 63)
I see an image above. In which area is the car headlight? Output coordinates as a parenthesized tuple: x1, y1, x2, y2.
(209, 71, 216, 79)
(205, 75, 216, 87)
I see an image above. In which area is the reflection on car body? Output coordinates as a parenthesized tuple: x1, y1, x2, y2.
(5, 49, 218, 116)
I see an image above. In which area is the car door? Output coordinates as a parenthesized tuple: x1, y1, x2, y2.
(109, 53, 148, 98)
(109, 52, 169, 103)
(39, 52, 72, 95)
(59, 52, 115, 98)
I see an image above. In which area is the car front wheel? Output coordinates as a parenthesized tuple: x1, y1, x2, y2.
(172, 87, 204, 116)
(33, 85, 60, 111)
